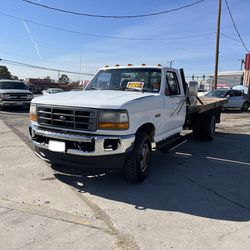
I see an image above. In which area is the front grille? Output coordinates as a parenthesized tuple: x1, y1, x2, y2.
(37, 106, 97, 131)
(6, 93, 28, 101)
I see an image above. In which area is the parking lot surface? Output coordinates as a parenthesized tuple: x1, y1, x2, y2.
(0, 108, 250, 250)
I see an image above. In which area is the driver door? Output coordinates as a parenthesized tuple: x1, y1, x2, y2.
(162, 70, 186, 137)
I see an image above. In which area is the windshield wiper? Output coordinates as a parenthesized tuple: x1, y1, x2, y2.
(86, 87, 99, 90)
(121, 86, 156, 93)
(142, 87, 157, 93)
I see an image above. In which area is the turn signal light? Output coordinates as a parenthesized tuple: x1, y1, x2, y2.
(30, 114, 37, 122)
(98, 122, 129, 130)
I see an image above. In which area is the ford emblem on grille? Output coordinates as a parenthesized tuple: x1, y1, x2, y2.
(59, 115, 66, 121)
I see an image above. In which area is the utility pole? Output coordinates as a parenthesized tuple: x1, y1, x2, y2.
(58, 71, 60, 83)
(240, 59, 245, 71)
(79, 49, 84, 82)
(167, 60, 174, 68)
(214, 0, 222, 90)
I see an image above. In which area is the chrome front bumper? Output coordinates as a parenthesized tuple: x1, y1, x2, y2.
(0, 100, 31, 106)
(30, 124, 135, 157)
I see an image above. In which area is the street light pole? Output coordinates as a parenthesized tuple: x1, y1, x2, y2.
(214, 0, 222, 90)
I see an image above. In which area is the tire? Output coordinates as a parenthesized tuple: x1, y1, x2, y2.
(201, 114, 216, 141)
(192, 116, 203, 140)
(123, 132, 152, 183)
(241, 102, 249, 111)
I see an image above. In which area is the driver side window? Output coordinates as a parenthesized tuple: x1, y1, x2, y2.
(165, 71, 180, 96)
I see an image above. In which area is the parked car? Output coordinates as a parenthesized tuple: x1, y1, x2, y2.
(232, 85, 248, 95)
(197, 89, 209, 97)
(205, 89, 250, 111)
(0, 80, 33, 110)
(42, 88, 64, 95)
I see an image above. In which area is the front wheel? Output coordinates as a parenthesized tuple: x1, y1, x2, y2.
(123, 132, 152, 183)
(241, 102, 249, 111)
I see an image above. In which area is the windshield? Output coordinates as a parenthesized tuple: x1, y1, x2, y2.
(206, 90, 227, 98)
(0, 81, 27, 90)
(86, 68, 162, 93)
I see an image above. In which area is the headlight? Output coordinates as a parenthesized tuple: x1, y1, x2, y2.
(30, 103, 37, 122)
(1, 94, 11, 99)
(27, 94, 33, 99)
(98, 110, 129, 130)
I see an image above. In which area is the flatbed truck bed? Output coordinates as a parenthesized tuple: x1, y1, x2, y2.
(187, 97, 228, 114)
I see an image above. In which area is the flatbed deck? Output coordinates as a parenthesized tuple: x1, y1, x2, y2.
(187, 97, 228, 114)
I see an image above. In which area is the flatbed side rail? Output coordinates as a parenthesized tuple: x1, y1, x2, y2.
(187, 97, 228, 115)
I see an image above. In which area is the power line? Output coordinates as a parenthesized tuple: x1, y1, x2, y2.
(0, 58, 94, 76)
(224, 0, 249, 52)
(0, 49, 82, 69)
(221, 33, 242, 43)
(22, 0, 206, 18)
(0, 11, 214, 41)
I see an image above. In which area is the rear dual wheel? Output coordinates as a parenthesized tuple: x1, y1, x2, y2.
(192, 114, 216, 141)
(202, 114, 216, 141)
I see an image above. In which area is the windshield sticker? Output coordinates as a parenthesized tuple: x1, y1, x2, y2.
(126, 82, 144, 90)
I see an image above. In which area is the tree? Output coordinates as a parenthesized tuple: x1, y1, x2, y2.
(0, 65, 12, 79)
(58, 74, 69, 84)
(11, 75, 19, 80)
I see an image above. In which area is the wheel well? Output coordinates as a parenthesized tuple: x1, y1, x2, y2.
(136, 123, 155, 141)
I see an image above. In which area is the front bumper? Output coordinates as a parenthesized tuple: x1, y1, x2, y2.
(34, 146, 128, 170)
(30, 124, 135, 168)
(0, 100, 31, 106)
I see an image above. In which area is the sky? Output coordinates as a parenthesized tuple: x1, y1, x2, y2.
(0, 0, 249, 81)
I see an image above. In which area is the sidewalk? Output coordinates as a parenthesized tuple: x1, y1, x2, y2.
(0, 121, 117, 250)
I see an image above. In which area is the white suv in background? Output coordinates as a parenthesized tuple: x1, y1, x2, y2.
(0, 80, 33, 110)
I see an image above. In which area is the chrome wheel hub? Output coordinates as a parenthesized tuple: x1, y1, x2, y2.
(140, 143, 150, 172)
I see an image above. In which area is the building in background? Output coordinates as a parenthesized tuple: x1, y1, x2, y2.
(79, 80, 90, 88)
(26, 78, 57, 93)
(243, 53, 250, 95)
(26, 78, 87, 93)
(208, 71, 244, 89)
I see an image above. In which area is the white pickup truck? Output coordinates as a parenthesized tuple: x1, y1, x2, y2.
(29, 65, 226, 182)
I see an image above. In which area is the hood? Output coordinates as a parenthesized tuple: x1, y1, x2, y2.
(32, 90, 156, 109)
(0, 89, 32, 94)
